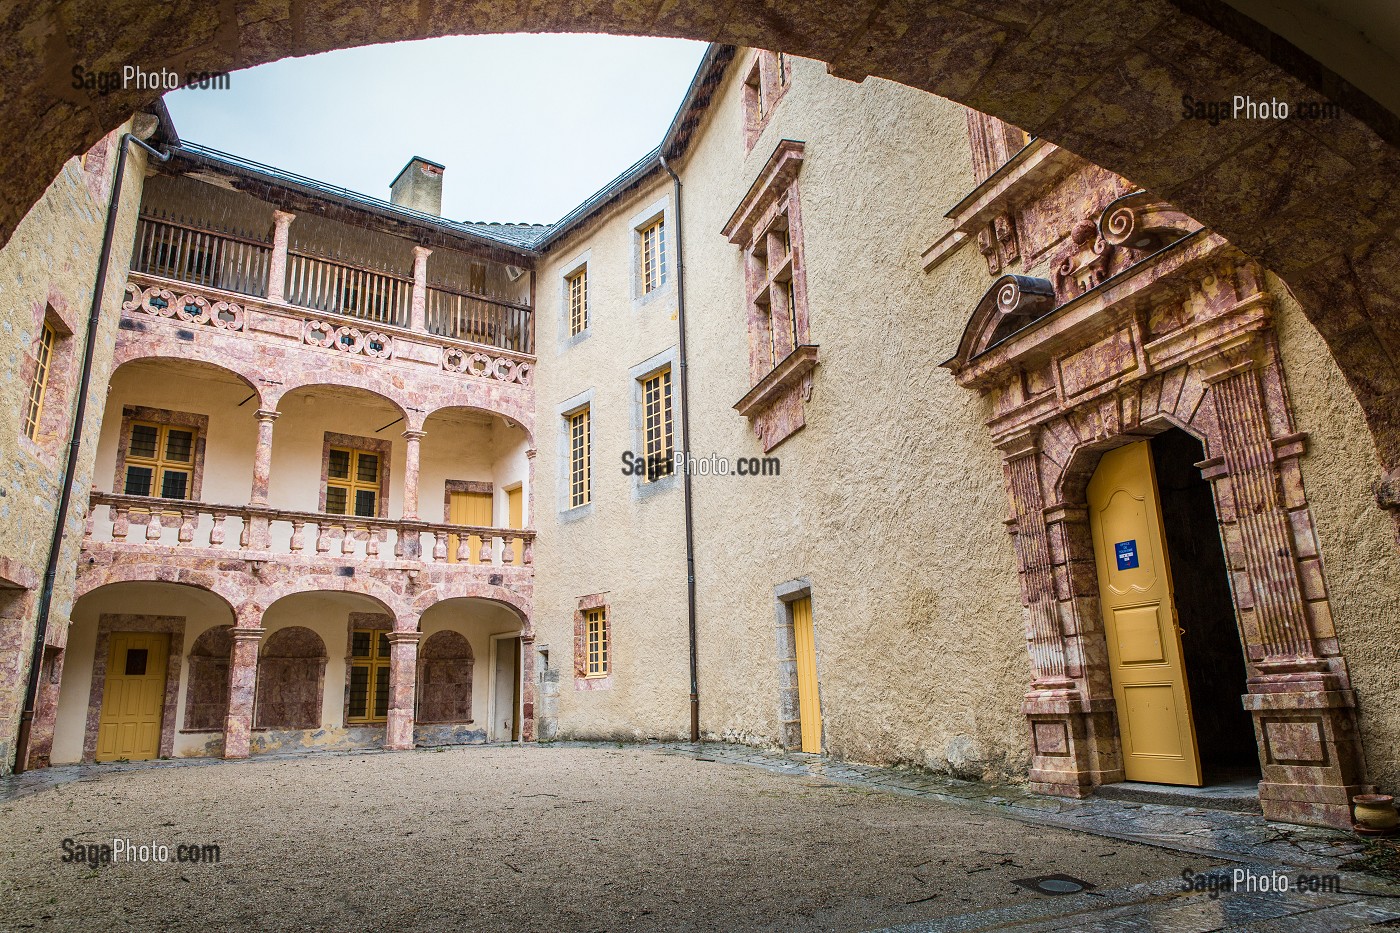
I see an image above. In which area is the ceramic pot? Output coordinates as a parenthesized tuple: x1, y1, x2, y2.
(1353, 794, 1399, 831)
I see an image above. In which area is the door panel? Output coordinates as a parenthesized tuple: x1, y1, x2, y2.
(448, 491, 494, 564)
(1088, 440, 1202, 786)
(96, 632, 169, 762)
(791, 596, 821, 754)
(507, 486, 524, 567)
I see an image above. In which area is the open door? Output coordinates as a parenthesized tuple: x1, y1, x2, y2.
(1087, 440, 1202, 786)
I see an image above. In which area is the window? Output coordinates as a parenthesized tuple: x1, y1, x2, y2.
(23, 323, 55, 441)
(326, 447, 380, 517)
(742, 51, 793, 149)
(567, 267, 588, 336)
(123, 421, 197, 499)
(568, 407, 591, 508)
(585, 608, 608, 677)
(639, 218, 666, 295)
(641, 368, 674, 481)
(347, 629, 391, 723)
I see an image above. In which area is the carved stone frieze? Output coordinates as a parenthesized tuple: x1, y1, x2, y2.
(123, 282, 244, 331)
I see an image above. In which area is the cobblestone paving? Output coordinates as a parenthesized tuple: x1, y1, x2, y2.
(2, 742, 1399, 931)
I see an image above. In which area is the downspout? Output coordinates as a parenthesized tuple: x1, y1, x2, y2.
(14, 132, 168, 772)
(660, 155, 700, 743)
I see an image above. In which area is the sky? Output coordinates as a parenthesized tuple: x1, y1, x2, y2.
(164, 35, 709, 226)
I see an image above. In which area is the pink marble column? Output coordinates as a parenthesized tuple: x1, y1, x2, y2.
(250, 410, 279, 505)
(223, 627, 263, 759)
(267, 210, 295, 303)
(385, 631, 420, 750)
(410, 245, 432, 332)
(401, 429, 425, 520)
(520, 634, 536, 742)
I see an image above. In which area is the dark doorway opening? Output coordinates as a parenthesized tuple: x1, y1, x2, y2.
(1150, 428, 1259, 780)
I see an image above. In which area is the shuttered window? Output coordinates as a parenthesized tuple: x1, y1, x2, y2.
(124, 422, 197, 500)
(326, 447, 380, 517)
(639, 218, 666, 294)
(641, 368, 673, 481)
(568, 267, 588, 335)
(568, 407, 591, 508)
(22, 323, 55, 441)
(585, 608, 609, 677)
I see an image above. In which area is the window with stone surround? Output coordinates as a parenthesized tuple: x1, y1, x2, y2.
(22, 323, 55, 441)
(113, 406, 208, 502)
(573, 594, 611, 685)
(640, 367, 674, 482)
(743, 50, 792, 151)
(639, 217, 666, 295)
(722, 139, 818, 452)
(346, 627, 391, 724)
(567, 405, 591, 508)
(567, 266, 588, 336)
(319, 433, 392, 518)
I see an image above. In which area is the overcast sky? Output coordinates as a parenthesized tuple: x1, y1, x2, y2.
(164, 35, 708, 225)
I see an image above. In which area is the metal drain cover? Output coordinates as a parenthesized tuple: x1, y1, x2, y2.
(1012, 874, 1096, 896)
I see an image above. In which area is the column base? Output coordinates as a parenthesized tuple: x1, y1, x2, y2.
(1259, 779, 1371, 829)
(1023, 689, 1122, 798)
(385, 710, 415, 750)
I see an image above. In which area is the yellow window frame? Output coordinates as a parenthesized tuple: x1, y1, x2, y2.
(640, 218, 665, 294)
(22, 323, 55, 441)
(346, 628, 392, 724)
(568, 267, 588, 336)
(568, 407, 590, 508)
(585, 608, 609, 677)
(641, 368, 673, 481)
(123, 420, 197, 501)
(326, 446, 381, 518)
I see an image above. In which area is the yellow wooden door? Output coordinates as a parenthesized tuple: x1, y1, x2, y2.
(448, 490, 494, 564)
(96, 632, 169, 762)
(791, 596, 822, 753)
(507, 486, 524, 567)
(1088, 440, 1202, 786)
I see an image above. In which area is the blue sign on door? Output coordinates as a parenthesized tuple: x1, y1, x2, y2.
(1115, 540, 1139, 570)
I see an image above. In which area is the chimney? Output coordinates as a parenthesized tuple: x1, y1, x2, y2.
(390, 157, 445, 216)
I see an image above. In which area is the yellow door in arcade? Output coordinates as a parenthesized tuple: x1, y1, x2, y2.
(1087, 440, 1202, 786)
(95, 632, 169, 762)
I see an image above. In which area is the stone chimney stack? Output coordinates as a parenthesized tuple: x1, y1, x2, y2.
(390, 157, 445, 216)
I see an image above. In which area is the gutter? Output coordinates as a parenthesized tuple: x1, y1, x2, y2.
(14, 132, 169, 772)
(660, 155, 701, 744)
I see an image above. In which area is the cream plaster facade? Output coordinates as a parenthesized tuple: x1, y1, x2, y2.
(2, 44, 1398, 830)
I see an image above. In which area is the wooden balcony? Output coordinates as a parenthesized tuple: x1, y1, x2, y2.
(130, 213, 533, 355)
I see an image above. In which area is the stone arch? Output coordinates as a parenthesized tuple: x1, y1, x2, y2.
(412, 583, 530, 634)
(110, 344, 266, 409)
(7, 2, 1400, 484)
(247, 578, 408, 629)
(254, 625, 328, 730)
(422, 403, 535, 451)
(416, 630, 475, 724)
(269, 380, 410, 426)
(73, 569, 242, 618)
(183, 624, 233, 731)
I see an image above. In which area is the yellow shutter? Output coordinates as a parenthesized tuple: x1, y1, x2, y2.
(448, 490, 494, 564)
(792, 596, 821, 753)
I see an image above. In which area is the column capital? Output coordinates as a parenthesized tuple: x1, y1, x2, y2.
(402, 428, 426, 441)
(231, 626, 265, 641)
(386, 631, 421, 646)
(995, 427, 1039, 459)
(272, 209, 296, 227)
(525, 447, 538, 460)
(413, 245, 433, 260)
(254, 409, 281, 423)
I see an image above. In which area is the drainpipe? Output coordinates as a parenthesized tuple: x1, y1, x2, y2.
(14, 132, 168, 772)
(660, 155, 700, 744)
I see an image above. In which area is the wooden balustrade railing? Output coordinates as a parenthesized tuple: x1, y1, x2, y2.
(426, 285, 534, 354)
(82, 492, 534, 566)
(131, 215, 272, 298)
(285, 251, 413, 327)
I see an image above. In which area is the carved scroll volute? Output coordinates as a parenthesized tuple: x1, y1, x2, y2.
(1098, 190, 1201, 252)
(1053, 220, 1114, 301)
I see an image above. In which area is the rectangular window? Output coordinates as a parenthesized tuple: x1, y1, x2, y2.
(640, 218, 666, 294)
(641, 368, 673, 481)
(123, 421, 197, 499)
(326, 447, 380, 517)
(568, 407, 591, 508)
(347, 629, 392, 723)
(585, 608, 609, 677)
(22, 323, 55, 441)
(568, 267, 588, 336)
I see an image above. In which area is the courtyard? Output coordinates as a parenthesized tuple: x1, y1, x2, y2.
(2, 744, 1398, 931)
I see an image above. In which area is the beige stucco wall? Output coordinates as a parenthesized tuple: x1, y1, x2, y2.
(672, 56, 1029, 775)
(0, 123, 148, 772)
(531, 172, 692, 740)
(1271, 273, 1400, 793)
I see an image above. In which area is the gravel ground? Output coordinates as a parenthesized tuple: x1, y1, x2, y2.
(0, 745, 1216, 931)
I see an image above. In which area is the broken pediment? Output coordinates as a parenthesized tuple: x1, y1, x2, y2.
(943, 274, 1056, 372)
